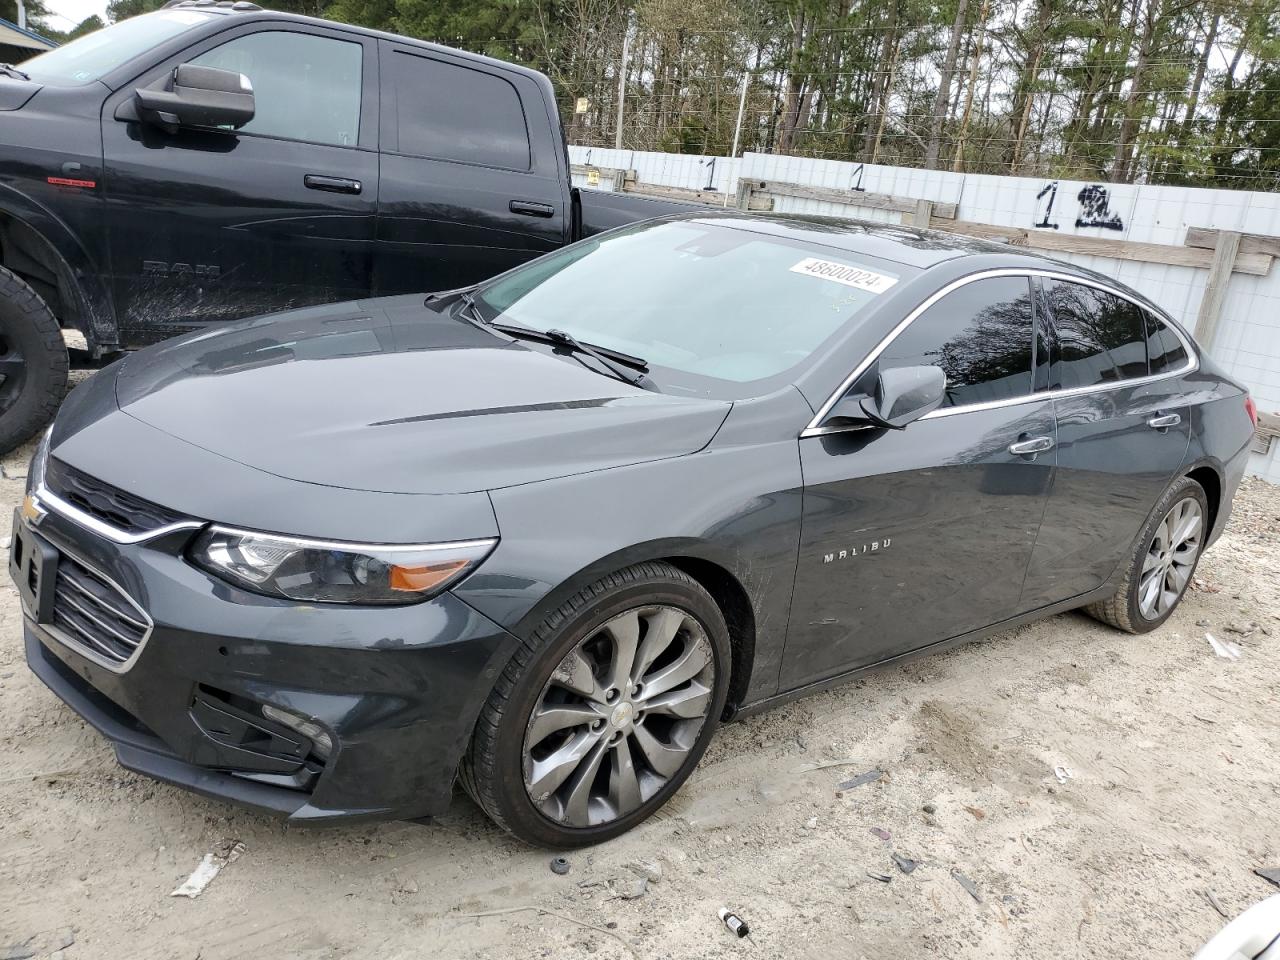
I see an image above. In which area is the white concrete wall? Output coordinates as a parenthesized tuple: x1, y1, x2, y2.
(568, 146, 1280, 481)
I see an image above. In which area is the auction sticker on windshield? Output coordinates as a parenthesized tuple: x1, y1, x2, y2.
(789, 258, 898, 294)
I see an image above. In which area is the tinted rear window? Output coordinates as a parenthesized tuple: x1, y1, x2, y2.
(391, 53, 531, 170)
(878, 276, 1036, 408)
(1146, 312, 1190, 374)
(1043, 280, 1148, 388)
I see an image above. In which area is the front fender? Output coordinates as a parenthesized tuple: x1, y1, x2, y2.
(452, 439, 805, 707)
(0, 183, 116, 344)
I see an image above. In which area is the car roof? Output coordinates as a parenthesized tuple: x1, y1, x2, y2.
(673, 211, 1175, 317)
(674, 212, 1043, 270)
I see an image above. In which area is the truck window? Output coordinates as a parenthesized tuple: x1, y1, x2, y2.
(390, 52, 531, 171)
(191, 31, 363, 147)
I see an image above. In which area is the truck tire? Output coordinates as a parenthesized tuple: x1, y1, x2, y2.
(0, 266, 68, 454)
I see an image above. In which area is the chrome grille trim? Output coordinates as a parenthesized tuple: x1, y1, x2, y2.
(42, 548, 155, 675)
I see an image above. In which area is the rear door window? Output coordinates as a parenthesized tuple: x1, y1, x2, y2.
(1043, 280, 1148, 387)
(878, 276, 1036, 408)
(390, 52, 531, 170)
(1145, 312, 1190, 374)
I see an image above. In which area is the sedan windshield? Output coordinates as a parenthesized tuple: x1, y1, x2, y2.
(21, 10, 216, 86)
(475, 219, 900, 390)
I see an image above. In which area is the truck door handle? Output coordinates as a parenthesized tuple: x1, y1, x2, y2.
(304, 175, 362, 195)
(510, 200, 555, 218)
(1147, 413, 1181, 430)
(1009, 436, 1054, 457)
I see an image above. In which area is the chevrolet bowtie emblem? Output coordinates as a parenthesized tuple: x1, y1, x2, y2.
(21, 493, 46, 525)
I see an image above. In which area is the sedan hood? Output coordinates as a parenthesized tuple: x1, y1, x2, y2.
(114, 295, 731, 495)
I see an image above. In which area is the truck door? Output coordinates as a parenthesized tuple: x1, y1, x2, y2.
(373, 42, 570, 296)
(101, 22, 379, 344)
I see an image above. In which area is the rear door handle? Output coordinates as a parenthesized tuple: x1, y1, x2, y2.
(304, 174, 362, 195)
(1009, 436, 1054, 457)
(1147, 413, 1181, 430)
(510, 200, 555, 218)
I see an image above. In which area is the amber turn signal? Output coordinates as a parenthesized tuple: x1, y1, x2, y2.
(389, 559, 471, 593)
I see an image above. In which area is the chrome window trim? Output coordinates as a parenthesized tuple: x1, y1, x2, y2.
(33, 483, 204, 545)
(21, 537, 156, 676)
(801, 267, 1200, 438)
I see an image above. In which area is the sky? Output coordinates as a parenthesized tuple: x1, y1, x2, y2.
(39, 0, 109, 31)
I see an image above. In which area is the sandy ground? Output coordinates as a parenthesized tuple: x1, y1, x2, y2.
(1, 380, 1278, 960)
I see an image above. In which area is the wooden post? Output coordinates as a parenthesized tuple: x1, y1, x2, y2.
(735, 180, 754, 210)
(913, 199, 934, 228)
(1194, 230, 1242, 352)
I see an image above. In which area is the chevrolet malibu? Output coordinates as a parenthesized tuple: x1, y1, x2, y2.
(11, 214, 1257, 847)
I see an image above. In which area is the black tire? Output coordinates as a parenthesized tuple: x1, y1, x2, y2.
(1084, 475, 1209, 634)
(0, 266, 68, 454)
(460, 562, 731, 848)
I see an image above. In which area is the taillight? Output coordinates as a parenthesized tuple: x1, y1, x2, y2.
(1245, 394, 1258, 428)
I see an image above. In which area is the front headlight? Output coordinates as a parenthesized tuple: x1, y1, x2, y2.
(189, 526, 497, 605)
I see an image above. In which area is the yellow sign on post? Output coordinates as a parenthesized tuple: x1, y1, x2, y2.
(586, 169, 600, 187)
(574, 97, 590, 115)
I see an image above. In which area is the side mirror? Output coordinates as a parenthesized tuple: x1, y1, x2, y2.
(134, 64, 254, 134)
(828, 364, 946, 430)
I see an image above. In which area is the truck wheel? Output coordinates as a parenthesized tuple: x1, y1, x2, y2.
(0, 266, 69, 454)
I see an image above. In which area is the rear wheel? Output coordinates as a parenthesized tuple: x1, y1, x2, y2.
(460, 562, 730, 847)
(0, 266, 68, 454)
(1085, 476, 1208, 633)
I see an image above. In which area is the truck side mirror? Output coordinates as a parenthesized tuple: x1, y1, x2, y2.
(134, 64, 255, 134)
(827, 364, 946, 430)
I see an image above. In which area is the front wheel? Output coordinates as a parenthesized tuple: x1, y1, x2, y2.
(0, 266, 68, 454)
(1085, 475, 1209, 633)
(460, 562, 730, 847)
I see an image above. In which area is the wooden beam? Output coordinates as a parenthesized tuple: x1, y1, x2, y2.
(626, 181, 773, 211)
(1185, 226, 1280, 260)
(757, 180, 958, 220)
(913, 199, 934, 228)
(569, 164, 631, 191)
(1195, 230, 1242, 350)
(928, 217, 1273, 276)
(1257, 410, 1280, 441)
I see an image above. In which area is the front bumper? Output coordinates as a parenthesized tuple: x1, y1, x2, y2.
(17, 506, 518, 824)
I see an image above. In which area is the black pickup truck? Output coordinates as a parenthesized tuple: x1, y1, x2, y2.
(0, 3, 691, 450)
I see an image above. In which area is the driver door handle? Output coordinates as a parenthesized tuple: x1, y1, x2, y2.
(1009, 436, 1054, 457)
(510, 200, 555, 218)
(304, 174, 362, 195)
(1147, 413, 1181, 430)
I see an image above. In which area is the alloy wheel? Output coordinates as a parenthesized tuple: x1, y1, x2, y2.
(1138, 496, 1203, 620)
(522, 604, 716, 828)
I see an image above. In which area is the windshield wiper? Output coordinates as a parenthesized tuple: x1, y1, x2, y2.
(458, 290, 487, 328)
(425, 287, 488, 330)
(491, 321, 651, 388)
(0, 64, 31, 81)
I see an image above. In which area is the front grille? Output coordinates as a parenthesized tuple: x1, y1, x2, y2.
(45, 458, 189, 535)
(51, 555, 150, 666)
